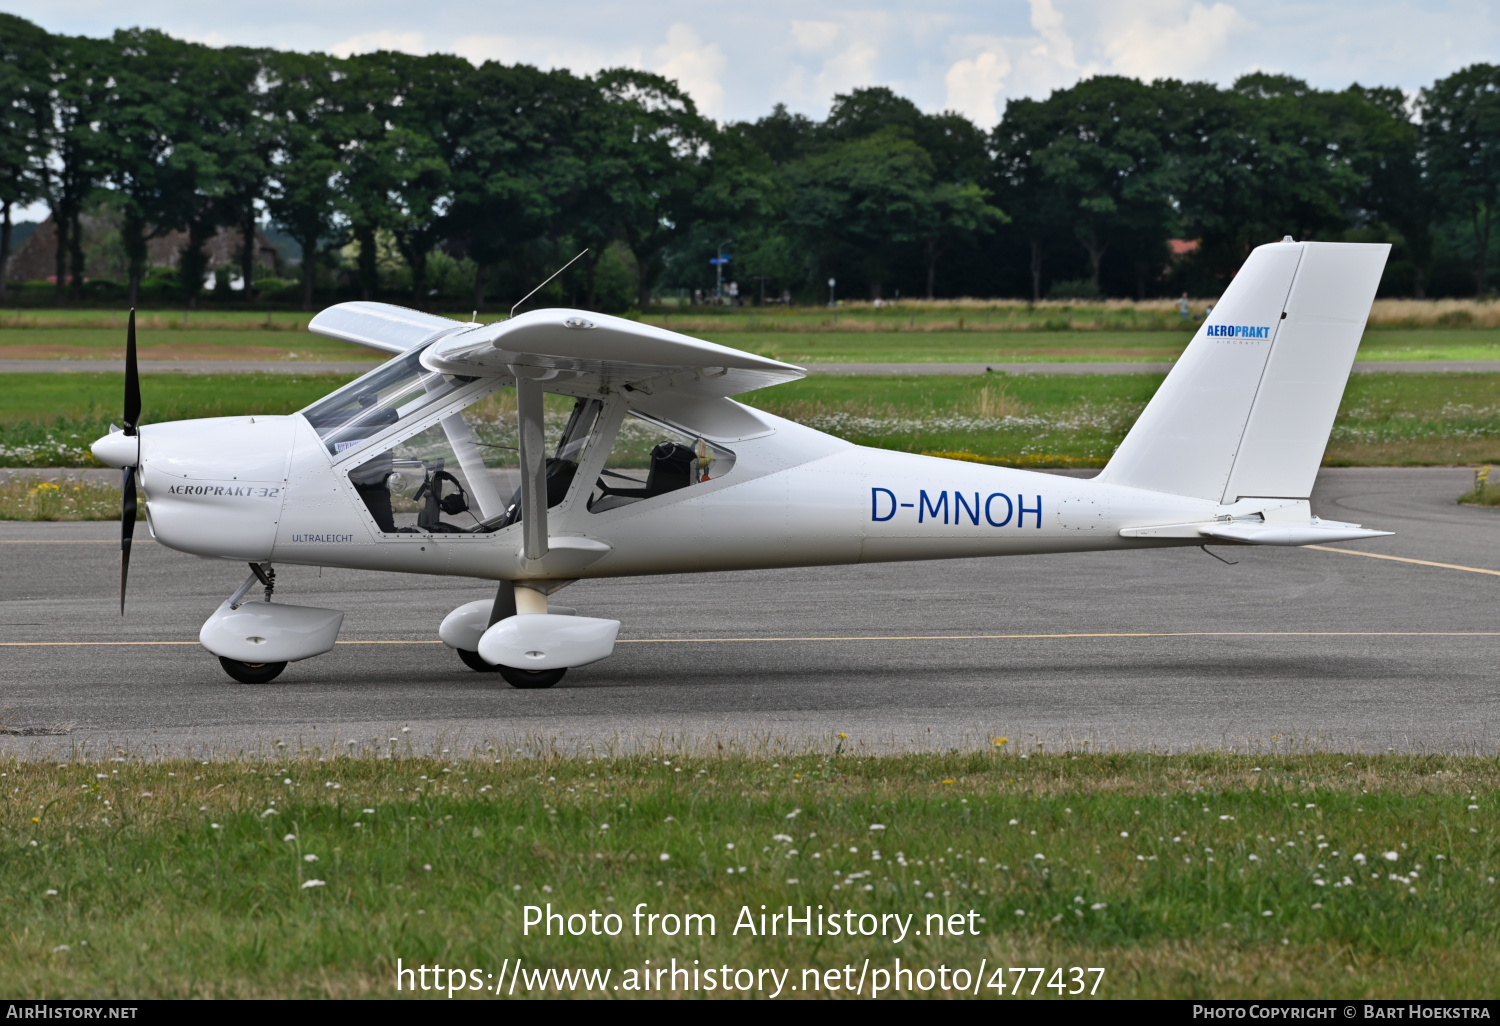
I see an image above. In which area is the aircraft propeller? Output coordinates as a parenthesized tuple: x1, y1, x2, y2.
(119, 309, 141, 614)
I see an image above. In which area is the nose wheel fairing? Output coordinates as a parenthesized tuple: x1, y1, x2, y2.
(199, 598, 344, 665)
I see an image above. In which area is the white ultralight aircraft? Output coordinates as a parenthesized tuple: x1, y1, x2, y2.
(92, 238, 1392, 688)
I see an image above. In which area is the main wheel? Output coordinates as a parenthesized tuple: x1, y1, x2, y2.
(218, 657, 287, 684)
(498, 665, 566, 689)
(457, 648, 502, 672)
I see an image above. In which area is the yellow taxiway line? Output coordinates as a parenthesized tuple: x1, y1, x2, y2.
(1303, 544, 1500, 577)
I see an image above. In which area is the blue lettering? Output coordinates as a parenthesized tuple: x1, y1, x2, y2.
(954, 492, 980, 526)
(1209, 324, 1270, 340)
(871, 487, 896, 522)
(1017, 494, 1042, 529)
(985, 492, 1013, 527)
(918, 490, 948, 524)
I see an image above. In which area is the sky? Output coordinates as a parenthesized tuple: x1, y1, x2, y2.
(6, 0, 1495, 219)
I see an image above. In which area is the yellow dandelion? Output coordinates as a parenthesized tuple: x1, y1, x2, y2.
(992, 737, 1009, 745)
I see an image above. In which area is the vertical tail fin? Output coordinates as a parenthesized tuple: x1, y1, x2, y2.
(1097, 240, 1389, 503)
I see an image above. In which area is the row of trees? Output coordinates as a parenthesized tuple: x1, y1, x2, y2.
(1, 13, 1497, 308)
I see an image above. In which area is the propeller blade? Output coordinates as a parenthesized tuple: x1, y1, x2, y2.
(123, 308, 140, 436)
(120, 466, 136, 615)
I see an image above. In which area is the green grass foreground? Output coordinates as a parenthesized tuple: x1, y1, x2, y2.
(2, 751, 1496, 999)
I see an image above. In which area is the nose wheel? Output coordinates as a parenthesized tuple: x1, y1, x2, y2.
(218, 657, 287, 684)
(455, 648, 565, 689)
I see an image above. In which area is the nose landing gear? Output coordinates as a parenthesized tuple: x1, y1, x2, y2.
(200, 563, 345, 684)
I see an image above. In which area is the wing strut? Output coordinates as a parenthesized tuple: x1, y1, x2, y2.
(513, 371, 549, 560)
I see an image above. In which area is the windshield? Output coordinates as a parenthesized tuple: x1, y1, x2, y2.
(301, 348, 469, 456)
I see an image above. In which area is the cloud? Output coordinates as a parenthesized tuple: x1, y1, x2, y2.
(1095, 0, 1252, 81)
(780, 14, 896, 106)
(936, 0, 1091, 119)
(936, 0, 1253, 121)
(1028, 0, 1078, 71)
(816, 38, 882, 98)
(653, 23, 726, 117)
(329, 30, 426, 59)
(790, 20, 840, 52)
(944, 49, 1011, 126)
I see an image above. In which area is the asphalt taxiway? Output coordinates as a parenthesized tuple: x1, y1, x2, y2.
(2, 467, 1496, 759)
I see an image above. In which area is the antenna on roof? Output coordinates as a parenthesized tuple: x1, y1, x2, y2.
(510, 248, 589, 321)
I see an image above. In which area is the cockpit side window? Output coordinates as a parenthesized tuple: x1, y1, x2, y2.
(342, 385, 605, 535)
(301, 348, 468, 456)
(588, 412, 735, 514)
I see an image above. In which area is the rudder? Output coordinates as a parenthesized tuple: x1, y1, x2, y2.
(1097, 240, 1389, 503)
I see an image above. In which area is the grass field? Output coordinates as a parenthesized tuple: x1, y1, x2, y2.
(4, 326, 1499, 366)
(736, 372, 1500, 469)
(0, 326, 374, 363)
(1, 749, 1494, 999)
(0, 476, 143, 521)
(0, 373, 353, 468)
(5, 371, 1500, 478)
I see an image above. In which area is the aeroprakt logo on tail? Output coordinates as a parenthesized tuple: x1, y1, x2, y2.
(1206, 323, 1272, 339)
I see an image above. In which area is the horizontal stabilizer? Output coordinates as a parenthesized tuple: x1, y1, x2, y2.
(309, 302, 472, 354)
(1197, 522, 1393, 546)
(1121, 518, 1392, 545)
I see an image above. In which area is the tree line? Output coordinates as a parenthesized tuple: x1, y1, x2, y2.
(1, 13, 1497, 310)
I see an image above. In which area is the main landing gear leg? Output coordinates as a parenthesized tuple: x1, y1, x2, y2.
(455, 581, 567, 688)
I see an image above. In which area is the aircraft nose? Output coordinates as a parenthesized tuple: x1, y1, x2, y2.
(91, 430, 139, 469)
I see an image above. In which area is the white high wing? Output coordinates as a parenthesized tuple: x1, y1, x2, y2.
(92, 239, 1392, 688)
